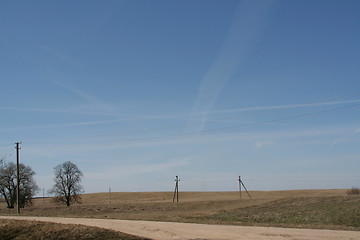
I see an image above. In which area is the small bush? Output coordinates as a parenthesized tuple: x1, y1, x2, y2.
(347, 187, 360, 195)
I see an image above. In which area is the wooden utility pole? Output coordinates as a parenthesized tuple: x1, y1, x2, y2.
(109, 187, 111, 205)
(238, 176, 251, 199)
(173, 176, 180, 202)
(15, 142, 21, 214)
(239, 176, 242, 199)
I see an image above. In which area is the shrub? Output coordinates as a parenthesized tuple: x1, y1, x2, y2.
(347, 187, 360, 195)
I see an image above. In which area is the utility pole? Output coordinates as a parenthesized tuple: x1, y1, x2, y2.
(15, 142, 21, 215)
(109, 187, 111, 205)
(173, 176, 180, 202)
(238, 176, 251, 199)
(239, 176, 242, 199)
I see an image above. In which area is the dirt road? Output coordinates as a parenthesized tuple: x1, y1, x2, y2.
(1, 216, 359, 240)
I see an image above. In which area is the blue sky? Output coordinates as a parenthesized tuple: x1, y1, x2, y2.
(1, 0, 360, 194)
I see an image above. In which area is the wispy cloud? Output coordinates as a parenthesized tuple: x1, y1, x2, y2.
(24, 124, 351, 154)
(0, 106, 114, 116)
(2, 98, 358, 137)
(2, 99, 359, 122)
(187, 0, 279, 132)
(255, 141, 274, 149)
(87, 158, 190, 179)
(0, 118, 132, 132)
(144, 99, 360, 120)
(330, 126, 360, 146)
(330, 138, 345, 146)
(51, 80, 115, 116)
(40, 45, 82, 67)
(202, 99, 360, 116)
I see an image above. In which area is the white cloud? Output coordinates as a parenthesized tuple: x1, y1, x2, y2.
(21, 124, 351, 156)
(86, 158, 190, 180)
(255, 141, 274, 149)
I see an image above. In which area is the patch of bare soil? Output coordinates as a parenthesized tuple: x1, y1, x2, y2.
(0, 219, 150, 240)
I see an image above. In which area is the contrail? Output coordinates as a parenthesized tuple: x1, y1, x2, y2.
(52, 80, 114, 115)
(0, 106, 114, 115)
(197, 99, 360, 115)
(187, 0, 279, 132)
(141, 99, 360, 119)
(0, 118, 132, 132)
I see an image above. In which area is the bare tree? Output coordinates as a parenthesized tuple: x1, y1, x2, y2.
(0, 161, 39, 208)
(49, 161, 83, 206)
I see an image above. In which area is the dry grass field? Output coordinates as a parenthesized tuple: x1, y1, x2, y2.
(1, 189, 359, 231)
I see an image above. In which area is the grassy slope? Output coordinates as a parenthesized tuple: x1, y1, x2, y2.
(192, 196, 360, 230)
(1, 190, 359, 231)
(0, 219, 150, 240)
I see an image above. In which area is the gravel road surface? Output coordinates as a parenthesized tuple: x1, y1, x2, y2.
(1, 216, 359, 240)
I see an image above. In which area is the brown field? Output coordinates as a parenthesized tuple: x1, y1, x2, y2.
(0, 219, 149, 240)
(1, 189, 359, 231)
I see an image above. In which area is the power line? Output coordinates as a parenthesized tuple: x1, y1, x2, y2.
(195, 103, 360, 137)
(120, 103, 360, 144)
(15, 103, 360, 146)
(0, 143, 14, 150)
